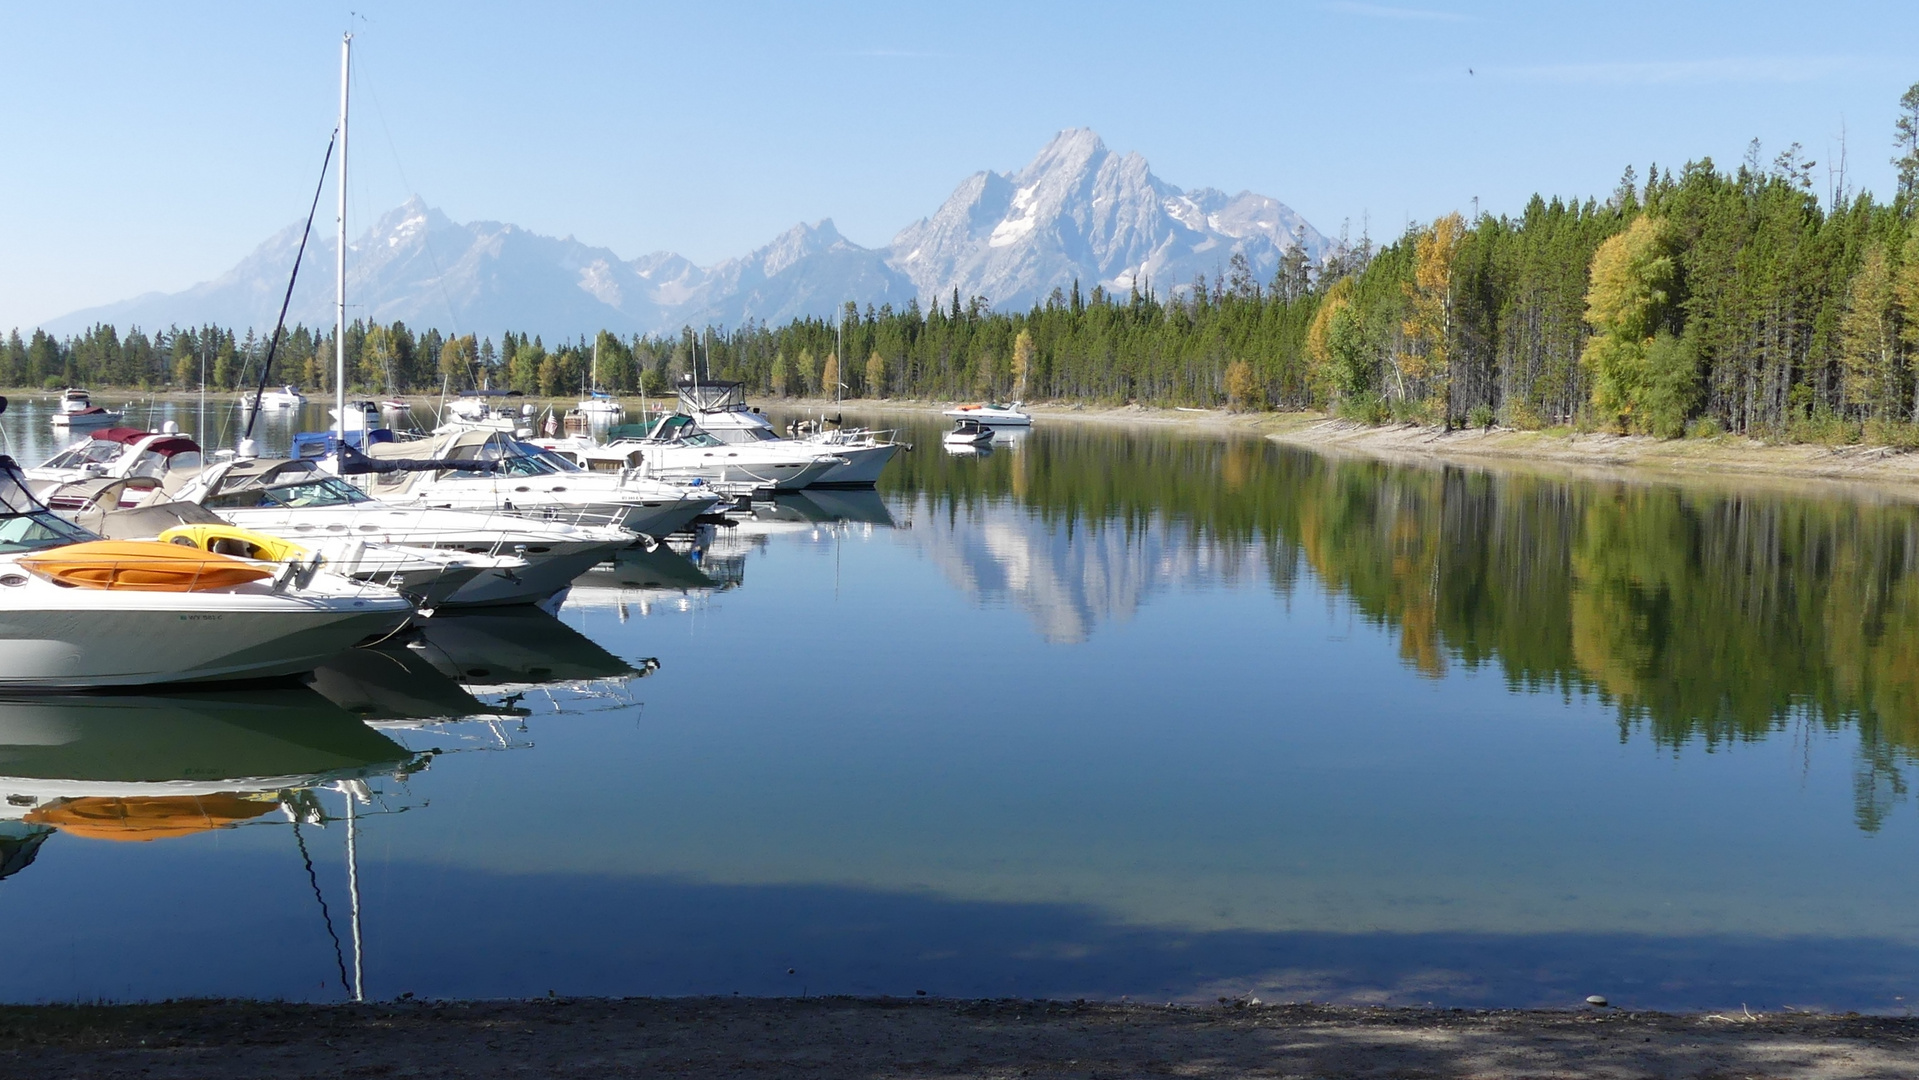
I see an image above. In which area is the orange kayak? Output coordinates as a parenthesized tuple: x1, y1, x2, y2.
(16, 540, 273, 592)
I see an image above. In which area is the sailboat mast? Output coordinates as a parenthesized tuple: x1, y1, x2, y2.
(334, 32, 351, 443)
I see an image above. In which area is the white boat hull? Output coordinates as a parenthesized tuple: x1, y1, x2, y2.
(0, 587, 409, 689)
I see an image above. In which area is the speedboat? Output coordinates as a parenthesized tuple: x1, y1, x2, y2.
(0, 452, 414, 689)
(942, 401, 1032, 425)
(436, 390, 535, 436)
(331, 400, 383, 432)
(28, 426, 205, 506)
(49, 389, 122, 428)
(576, 389, 623, 418)
(944, 418, 995, 446)
(151, 455, 635, 609)
(241, 385, 307, 411)
(354, 428, 723, 538)
(678, 379, 900, 487)
(537, 413, 843, 492)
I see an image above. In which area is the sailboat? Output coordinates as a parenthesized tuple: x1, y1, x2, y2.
(576, 338, 623, 418)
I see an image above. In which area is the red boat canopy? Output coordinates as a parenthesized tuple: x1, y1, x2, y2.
(89, 427, 200, 456)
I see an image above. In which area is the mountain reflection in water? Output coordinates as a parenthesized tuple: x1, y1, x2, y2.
(8, 410, 1919, 1010)
(888, 421, 1919, 829)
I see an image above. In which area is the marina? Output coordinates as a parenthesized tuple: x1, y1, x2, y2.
(0, 396, 1916, 1011)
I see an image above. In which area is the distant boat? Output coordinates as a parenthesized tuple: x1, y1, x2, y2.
(241, 385, 306, 411)
(943, 417, 996, 446)
(49, 389, 122, 428)
(942, 401, 1031, 425)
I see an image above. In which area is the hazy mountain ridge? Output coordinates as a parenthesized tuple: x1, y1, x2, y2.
(43, 130, 1324, 338)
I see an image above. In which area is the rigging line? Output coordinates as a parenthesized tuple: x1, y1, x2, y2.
(354, 45, 464, 339)
(246, 128, 339, 443)
(292, 815, 352, 996)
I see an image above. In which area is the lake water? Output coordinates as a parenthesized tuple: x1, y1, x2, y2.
(4, 394, 1919, 1011)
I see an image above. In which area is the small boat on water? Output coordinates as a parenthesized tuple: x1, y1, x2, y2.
(942, 401, 1031, 425)
(943, 417, 996, 447)
(49, 389, 122, 428)
(240, 385, 307, 411)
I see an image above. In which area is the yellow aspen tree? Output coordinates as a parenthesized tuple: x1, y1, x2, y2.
(1011, 329, 1034, 398)
(1839, 244, 1898, 419)
(1580, 215, 1676, 431)
(821, 351, 840, 399)
(864, 350, 886, 398)
(1399, 212, 1464, 408)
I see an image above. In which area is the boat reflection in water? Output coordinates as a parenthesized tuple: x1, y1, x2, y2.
(0, 689, 424, 883)
(654, 488, 900, 601)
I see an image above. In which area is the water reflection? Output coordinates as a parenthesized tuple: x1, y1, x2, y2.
(0, 689, 422, 881)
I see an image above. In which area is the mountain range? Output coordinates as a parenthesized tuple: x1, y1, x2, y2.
(44, 129, 1328, 339)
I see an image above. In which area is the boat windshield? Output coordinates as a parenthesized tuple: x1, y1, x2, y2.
(208, 475, 368, 510)
(0, 511, 95, 554)
(39, 441, 126, 470)
(524, 447, 585, 473)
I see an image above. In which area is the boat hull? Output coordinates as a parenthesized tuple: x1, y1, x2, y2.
(0, 600, 408, 689)
(807, 442, 899, 487)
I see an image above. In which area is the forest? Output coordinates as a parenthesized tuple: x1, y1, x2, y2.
(7, 82, 1919, 443)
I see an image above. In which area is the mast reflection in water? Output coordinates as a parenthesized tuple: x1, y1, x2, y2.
(6, 408, 1919, 1010)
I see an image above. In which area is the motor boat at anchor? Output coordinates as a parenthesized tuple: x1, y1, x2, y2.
(675, 379, 901, 487)
(148, 455, 635, 609)
(27, 426, 206, 507)
(576, 389, 623, 419)
(355, 427, 723, 537)
(537, 413, 844, 493)
(0, 450, 414, 689)
(49, 389, 123, 428)
(943, 417, 996, 446)
(942, 401, 1032, 425)
(435, 389, 536, 436)
(241, 385, 308, 411)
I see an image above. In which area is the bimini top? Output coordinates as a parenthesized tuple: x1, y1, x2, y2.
(455, 389, 525, 398)
(676, 377, 746, 413)
(89, 427, 201, 457)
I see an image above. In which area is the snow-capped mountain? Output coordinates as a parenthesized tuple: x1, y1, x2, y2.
(41, 131, 1323, 337)
(891, 129, 1327, 310)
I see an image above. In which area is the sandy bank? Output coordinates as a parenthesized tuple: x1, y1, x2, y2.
(1262, 417, 1919, 495)
(0, 997, 1912, 1079)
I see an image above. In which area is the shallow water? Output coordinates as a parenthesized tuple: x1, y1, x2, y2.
(3, 396, 1919, 1010)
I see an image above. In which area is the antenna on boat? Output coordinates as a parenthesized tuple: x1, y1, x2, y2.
(334, 31, 352, 458)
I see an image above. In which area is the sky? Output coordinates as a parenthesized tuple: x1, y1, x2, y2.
(1, 0, 1916, 330)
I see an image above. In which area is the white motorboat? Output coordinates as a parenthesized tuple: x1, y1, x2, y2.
(156, 456, 635, 608)
(331, 399, 383, 432)
(28, 426, 206, 507)
(535, 414, 844, 492)
(942, 401, 1032, 425)
(437, 390, 535, 436)
(944, 418, 996, 446)
(0, 452, 414, 689)
(49, 389, 122, 428)
(577, 390, 623, 418)
(241, 385, 307, 411)
(677, 379, 900, 487)
(350, 428, 722, 539)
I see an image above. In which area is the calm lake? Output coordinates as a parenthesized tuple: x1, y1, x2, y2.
(3, 395, 1919, 1011)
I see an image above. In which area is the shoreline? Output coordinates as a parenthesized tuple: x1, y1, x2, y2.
(21, 386, 1919, 495)
(2, 996, 1913, 1078)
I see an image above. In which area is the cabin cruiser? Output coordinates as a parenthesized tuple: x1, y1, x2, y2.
(153, 455, 635, 609)
(944, 417, 995, 446)
(436, 389, 535, 436)
(49, 388, 122, 427)
(331, 399, 383, 432)
(241, 385, 307, 411)
(533, 413, 844, 491)
(677, 379, 900, 487)
(28, 426, 204, 506)
(0, 452, 414, 688)
(354, 428, 722, 537)
(942, 401, 1032, 425)
(577, 389, 623, 418)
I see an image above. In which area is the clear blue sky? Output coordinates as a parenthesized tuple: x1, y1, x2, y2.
(2, 0, 1915, 330)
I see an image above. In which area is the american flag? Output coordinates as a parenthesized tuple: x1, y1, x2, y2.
(543, 411, 558, 436)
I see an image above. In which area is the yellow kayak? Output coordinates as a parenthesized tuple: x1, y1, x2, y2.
(157, 524, 312, 564)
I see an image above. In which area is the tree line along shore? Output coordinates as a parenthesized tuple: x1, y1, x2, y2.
(8, 83, 1919, 447)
